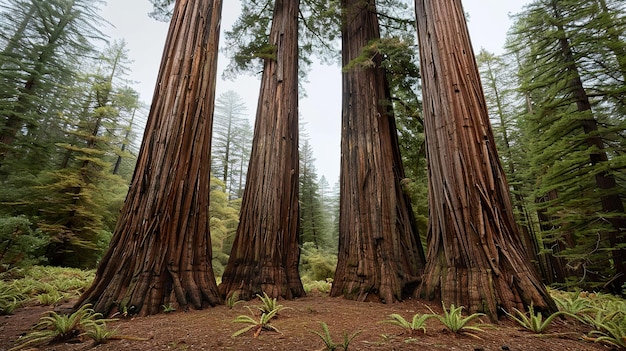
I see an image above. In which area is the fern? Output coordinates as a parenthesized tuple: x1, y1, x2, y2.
(232, 307, 281, 338)
(429, 302, 485, 334)
(309, 322, 361, 351)
(506, 303, 574, 334)
(380, 313, 434, 334)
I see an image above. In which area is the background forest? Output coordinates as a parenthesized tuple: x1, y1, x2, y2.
(0, 0, 625, 297)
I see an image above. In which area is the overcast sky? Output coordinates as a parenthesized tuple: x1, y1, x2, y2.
(99, 0, 530, 184)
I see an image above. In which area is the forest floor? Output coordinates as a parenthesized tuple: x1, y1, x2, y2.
(0, 291, 616, 351)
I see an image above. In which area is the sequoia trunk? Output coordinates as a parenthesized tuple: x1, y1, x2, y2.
(414, 0, 556, 318)
(76, 0, 223, 316)
(330, 0, 425, 303)
(219, 0, 304, 300)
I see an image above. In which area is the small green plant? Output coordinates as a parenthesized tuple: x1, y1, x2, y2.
(380, 313, 434, 334)
(36, 291, 64, 306)
(429, 302, 485, 334)
(0, 282, 25, 315)
(162, 303, 176, 313)
(585, 319, 626, 349)
(232, 307, 281, 338)
(310, 322, 338, 350)
(256, 292, 283, 314)
(309, 322, 361, 351)
(553, 292, 593, 315)
(226, 291, 243, 309)
(10, 304, 114, 350)
(84, 322, 118, 345)
(506, 303, 573, 334)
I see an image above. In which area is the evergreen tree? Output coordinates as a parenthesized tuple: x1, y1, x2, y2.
(78, 0, 224, 316)
(211, 90, 249, 197)
(476, 49, 546, 280)
(30, 41, 139, 268)
(299, 137, 330, 249)
(509, 0, 626, 291)
(220, 0, 305, 300)
(414, 0, 556, 318)
(0, 0, 106, 165)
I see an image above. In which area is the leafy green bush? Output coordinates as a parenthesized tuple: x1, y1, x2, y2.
(0, 216, 48, 271)
(299, 242, 337, 281)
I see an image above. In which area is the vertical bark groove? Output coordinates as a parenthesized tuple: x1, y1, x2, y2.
(219, 0, 304, 300)
(76, 0, 223, 316)
(414, 0, 556, 318)
(330, 0, 425, 304)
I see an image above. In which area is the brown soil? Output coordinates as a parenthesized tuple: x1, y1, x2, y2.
(0, 293, 614, 351)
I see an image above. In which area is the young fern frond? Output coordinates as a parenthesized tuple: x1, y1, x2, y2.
(256, 292, 285, 314)
(309, 322, 338, 350)
(506, 303, 574, 334)
(429, 302, 485, 334)
(309, 321, 361, 351)
(585, 319, 626, 349)
(381, 313, 434, 334)
(231, 306, 282, 338)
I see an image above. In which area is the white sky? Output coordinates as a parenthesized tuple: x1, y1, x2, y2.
(99, 0, 530, 184)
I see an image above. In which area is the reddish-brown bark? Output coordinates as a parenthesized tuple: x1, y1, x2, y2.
(219, 0, 304, 300)
(76, 0, 223, 316)
(414, 0, 556, 318)
(330, 0, 426, 304)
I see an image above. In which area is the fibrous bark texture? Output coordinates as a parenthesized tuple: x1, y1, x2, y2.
(414, 0, 556, 318)
(219, 0, 304, 300)
(330, 0, 425, 304)
(76, 0, 223, 316)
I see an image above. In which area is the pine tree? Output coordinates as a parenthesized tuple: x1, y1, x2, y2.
(0, 0, 106, 165)
(211, 90, 248, 197)
(299, 137, 330, 249)
(509, 0, 626, 291)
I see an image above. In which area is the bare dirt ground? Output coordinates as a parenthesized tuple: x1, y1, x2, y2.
(0, 292, 615, 351)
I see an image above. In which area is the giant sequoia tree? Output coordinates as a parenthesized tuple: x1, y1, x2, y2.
(414, 0, 556, 317)
(330, 0, 425, 303)
(219, 0, 304, 300)
(77, 0, 223, 316)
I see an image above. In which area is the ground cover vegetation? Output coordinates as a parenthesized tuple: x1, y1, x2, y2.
(0, 0, 625, 349)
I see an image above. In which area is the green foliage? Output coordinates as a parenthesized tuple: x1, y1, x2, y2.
(309, 322, 361, 351)
(0, 281, 25, 315)
(506, 303, 574, 334)
(302, 277, 332, 294)
(299, 242, 337, 281)
(552, 291, 594, 315)
(0, 266, 93, 310)
(35, 291, 64, 306)
(429, 303, 485, 334)
(231, 307, 281, 338)
(380, 313, 434, 334)
(507, 0, 626, 290)
(162, 304, 176, 313)
(10, 304, 116, 350)
(226, 291, 243, 309)
(0, 216, 48, 270)
(255, 292, 285, 314)
(83, 322, 118, 345)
